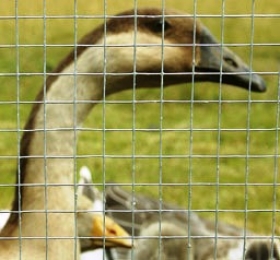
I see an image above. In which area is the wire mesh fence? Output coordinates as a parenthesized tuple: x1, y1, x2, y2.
(0, 0, 279, 259)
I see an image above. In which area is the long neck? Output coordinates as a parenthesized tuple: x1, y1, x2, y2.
(26, 47, 104, 212)
(0, 46, 106, 258)
(0, 29, 177, 257)
(22, 58, 103, 205)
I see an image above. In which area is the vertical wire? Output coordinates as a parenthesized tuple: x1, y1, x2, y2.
(270, 70, 280, 257)
(72, 0, 79, 258)
(243, 0, 255, 257)
(130, 1, 138, 258)
(42, 0, 48, 258)
(187, 0, 197, 255)
(102, 0, 108, 254)
(158, 1, 166, 257)
(14, 0, 22, 258)
(213, 0, 226, 258)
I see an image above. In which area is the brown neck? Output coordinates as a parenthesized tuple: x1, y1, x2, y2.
(0, 44, 107, 259)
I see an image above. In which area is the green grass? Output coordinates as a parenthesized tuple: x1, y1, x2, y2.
(0, 0, 280, 234)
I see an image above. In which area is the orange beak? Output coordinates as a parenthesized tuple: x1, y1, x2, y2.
(91, 214, 133, 249)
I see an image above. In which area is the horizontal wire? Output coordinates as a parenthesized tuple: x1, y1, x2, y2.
(0, 14, 279, 20)
(1, 43, 279, 48)
(0, 182, 279, 188)
(0, 154, 279, 159)
(0, 71, 277, 78)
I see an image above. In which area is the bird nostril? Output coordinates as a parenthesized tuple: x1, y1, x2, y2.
(108, 228, 117, 236)
(223, 57, 238, 68)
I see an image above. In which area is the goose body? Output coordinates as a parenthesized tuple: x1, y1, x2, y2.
(105, 185, 280, 260)
(0, 8, 266, 259)
(134, 219, 193, 260)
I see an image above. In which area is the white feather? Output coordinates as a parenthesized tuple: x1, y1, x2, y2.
(79, 166, 93, 182)
(79, 166, 108, 260)
(0, 211, 10, 231)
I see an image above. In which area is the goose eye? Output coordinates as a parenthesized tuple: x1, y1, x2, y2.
(150, 19, 171, 33)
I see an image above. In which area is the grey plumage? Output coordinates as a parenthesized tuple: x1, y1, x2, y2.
(134, 220, 193, 260)
(105, 185, 280, 260)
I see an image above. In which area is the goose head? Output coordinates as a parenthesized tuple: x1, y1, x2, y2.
(77, 167, 132, 251)
(56, 7, 266, 97)
(77, 200, 133, 252)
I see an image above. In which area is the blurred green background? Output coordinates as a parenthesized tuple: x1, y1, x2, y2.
(0, 0, 279, 234)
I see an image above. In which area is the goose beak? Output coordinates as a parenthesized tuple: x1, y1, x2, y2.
(196, 26, 266, 92)
(91, 214, 133, 249)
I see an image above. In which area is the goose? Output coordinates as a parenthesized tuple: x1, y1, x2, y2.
(105, 185, 280, 260)
(72, 167, 280, 260)
(0, 7, 266, 260)
(77, 166, 193, 260)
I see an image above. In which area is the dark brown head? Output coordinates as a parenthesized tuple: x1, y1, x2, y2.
(57, 8, 266, 93)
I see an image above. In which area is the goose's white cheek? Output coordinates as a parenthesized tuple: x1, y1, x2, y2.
(162, 46, 195, 72)
(100, 32, 191, 73)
